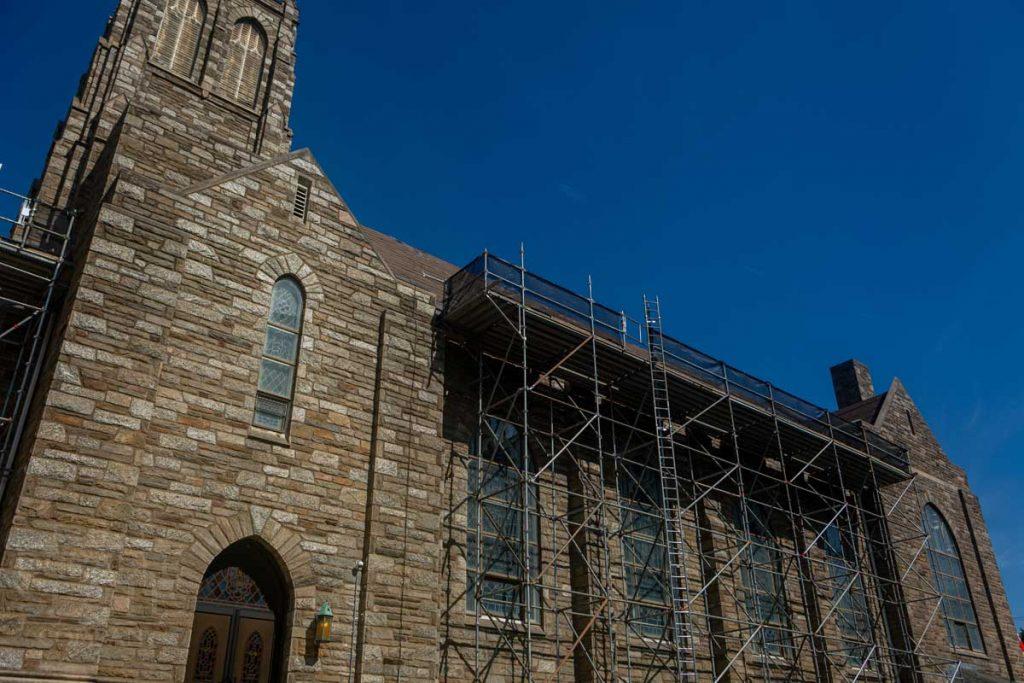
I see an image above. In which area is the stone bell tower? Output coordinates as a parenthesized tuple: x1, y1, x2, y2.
(0, 2, 311, 680)
(33, 0, 299, 212)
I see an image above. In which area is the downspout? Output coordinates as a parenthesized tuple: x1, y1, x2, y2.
(352, 310, 389, 683)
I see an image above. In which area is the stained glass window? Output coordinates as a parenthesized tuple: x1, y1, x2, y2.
(269, 278, 302, 331)
(734, 501, 794, 658)
(192, 627, 218, 682)
(254, 277, 304, 433)
(154, 0, 206, 78)
(197, 566, 268, 608)
(466, 418, 541, 623)
(241, 631, 264, 682)
(923, 505, 985, 652)
(821, 521, 874, 666)
(619, 458, 670, 639)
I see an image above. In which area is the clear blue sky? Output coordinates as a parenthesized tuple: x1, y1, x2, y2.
(2, 1, 1023, 631)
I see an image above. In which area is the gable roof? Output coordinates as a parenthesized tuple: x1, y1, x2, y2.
(357, 225, 457, 299)
(834, 392, 887, 424)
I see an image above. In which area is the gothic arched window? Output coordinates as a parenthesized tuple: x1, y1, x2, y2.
(734, 501, 794, 658)
(466, 418, 541, 624)
(922, 504, 985, 652)
(198, 566, 269, 608)
(154, 0, 206, 78)
(253, 277, 304, 433)
(821, 520, 873, 666)
(192, 627, 218, 681)
(223, 19, 267, 106)
(618, 458, 670, 639)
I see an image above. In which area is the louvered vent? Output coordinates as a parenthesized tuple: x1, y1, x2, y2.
(154, 0, 206, 78)
(223, 19, 267, 106)
(293, 178, 312, 220)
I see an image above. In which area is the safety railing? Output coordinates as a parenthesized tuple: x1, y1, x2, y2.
(0, 187, 72, 260)
(444, 252, 910, 473)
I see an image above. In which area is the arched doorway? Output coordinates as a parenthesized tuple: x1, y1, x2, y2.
(185, 538, 290, 682)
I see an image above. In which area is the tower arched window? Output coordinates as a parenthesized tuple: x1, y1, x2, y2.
(154, 0, 206, 78)
(223, 19, 267, 106)
(922, 504, 985, 652)
(253, 277, 304, 434)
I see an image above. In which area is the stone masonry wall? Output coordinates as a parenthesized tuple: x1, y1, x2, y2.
(874, 381, 1023, 681)
(0, 145, 445, 680)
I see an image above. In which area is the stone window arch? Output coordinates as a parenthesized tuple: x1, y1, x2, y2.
(154, 0, 207, 78)
(253, 277, 304, 434)
(922, 504, 985, 652)
(222, 19, 267, 106)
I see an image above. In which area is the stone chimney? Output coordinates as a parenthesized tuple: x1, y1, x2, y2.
(830, 359, 875, 409)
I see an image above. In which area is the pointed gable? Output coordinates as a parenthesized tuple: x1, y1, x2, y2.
(178, 147, 456, 302)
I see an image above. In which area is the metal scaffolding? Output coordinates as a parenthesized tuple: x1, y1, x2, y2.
(0, 180, 76, 507)
(441, 250, 965, 682)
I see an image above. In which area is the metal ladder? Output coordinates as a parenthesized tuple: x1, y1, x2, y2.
(644, 295, 698, 681)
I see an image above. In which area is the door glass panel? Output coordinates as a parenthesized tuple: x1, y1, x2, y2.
(185, 613, 230, 683)
(232, 617, 275, 683)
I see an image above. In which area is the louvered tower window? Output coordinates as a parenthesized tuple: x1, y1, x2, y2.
(154, 0, 207, 78)
(253, 277, 304, 434)
(293, 177, 312, 220)
(223, 19, 267, 106)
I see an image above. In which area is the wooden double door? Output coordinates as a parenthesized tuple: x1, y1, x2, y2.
(185, 603, 275, 683)
(185, 542, 286, 682)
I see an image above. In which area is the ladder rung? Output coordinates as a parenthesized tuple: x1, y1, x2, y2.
(647, 310, 699, 681)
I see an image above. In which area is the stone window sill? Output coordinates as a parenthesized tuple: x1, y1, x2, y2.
(147, 62, 261, 118)
(465, 613, 545, 637)
(248, 424, 290, 447)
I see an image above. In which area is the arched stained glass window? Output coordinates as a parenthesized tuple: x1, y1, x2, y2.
(618, 458, 670, 639)
(821, 521, 874, 666)
(198, 566, 268, 608)
(466, 418, 541, 623)
(154, 0, 206, 78)
(192, 627, 218, 681)
(241, 631, 264, 682)
(923, 504, 985, 652)
(254, 277, 304, 433)
(222, 19, 267, 106)
(734, 501, 794, 658)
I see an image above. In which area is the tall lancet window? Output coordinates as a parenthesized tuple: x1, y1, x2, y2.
(223, 19, 267, 106)
(922, 504, 985, 652)
(154, 0, 206, 78)
(254, 277, 304, 433)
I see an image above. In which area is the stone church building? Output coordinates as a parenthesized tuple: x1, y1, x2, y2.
(0, 1, 1019, 682)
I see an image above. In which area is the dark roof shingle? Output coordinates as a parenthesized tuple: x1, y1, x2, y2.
(834, 393, 886, 425)
(358, 225, 458, 300)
